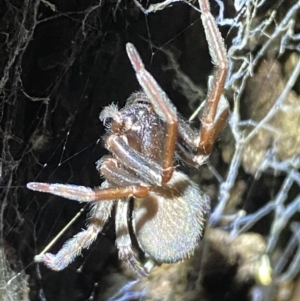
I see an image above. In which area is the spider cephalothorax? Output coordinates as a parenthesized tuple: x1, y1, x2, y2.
(27, 0, 229, 276)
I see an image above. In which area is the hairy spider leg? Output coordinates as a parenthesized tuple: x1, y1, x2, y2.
(33, 182, 114, 271)
(196, 0, 229, 160)
(29, 161, 150, 272)
(115, 199, 149, 276)
(27, 177, 149, 271)
(99, 156, 149, 187)
(126, 43, 178, 184)
(105, 134, 163, 186)
(27, 182, 149, 201)
(101, 156, 153, 276)
(28, 159, 151, 273)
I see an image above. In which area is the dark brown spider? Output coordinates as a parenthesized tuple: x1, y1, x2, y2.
(27, 0, 229, 276)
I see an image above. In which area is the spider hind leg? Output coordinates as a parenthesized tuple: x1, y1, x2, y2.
(34, 200, 114, 270)
(115, 199, 149, 276)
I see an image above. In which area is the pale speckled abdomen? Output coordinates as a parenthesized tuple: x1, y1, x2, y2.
(133, 171, 210, 263)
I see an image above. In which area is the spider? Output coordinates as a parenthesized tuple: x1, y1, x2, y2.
(27, 0, 229, 276)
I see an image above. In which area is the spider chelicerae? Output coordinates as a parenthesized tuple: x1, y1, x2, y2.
(27, 0, 229, 276)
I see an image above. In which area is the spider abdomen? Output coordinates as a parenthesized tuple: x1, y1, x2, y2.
(133, 171, 210, 263)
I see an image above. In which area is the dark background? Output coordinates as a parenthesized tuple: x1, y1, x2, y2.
(1, 1, 300, 301)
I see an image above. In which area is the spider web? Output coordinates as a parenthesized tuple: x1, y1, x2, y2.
(1, 0, 300, 300)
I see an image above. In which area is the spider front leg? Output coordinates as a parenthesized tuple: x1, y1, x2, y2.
(195, 0, 229, 163)
(27, 181, 149, 201)
(126, 43, 178, 184)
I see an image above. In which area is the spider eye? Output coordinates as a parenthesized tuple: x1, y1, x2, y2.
(127, 92, 150, 106)
(135, 99, 150, 105)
